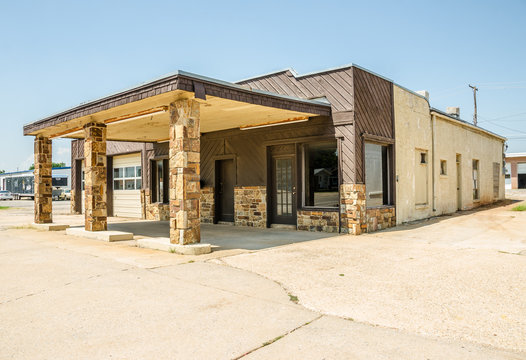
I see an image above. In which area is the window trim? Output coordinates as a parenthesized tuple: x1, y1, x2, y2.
(151, 158, 169, 204)
(440, 159, 448, 176)
(472, 159, 480, 201)
(113, 165, 142, 191)
(415, 148, 429, 206)
(365, 141, 392, 208)
(300, 140, 340, 210)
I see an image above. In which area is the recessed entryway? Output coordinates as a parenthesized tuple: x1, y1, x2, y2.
(215, 158, 235, 223)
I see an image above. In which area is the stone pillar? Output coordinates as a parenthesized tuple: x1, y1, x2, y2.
(34, 136, 52, 224)
(83, 122, 107, 231)
(340, 184, 366, 235)
(169, 99, 201, 245)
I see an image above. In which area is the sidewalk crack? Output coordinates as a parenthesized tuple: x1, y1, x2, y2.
(232, 315, 323, 359)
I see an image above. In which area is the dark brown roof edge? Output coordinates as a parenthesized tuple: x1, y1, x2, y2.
(23, 71, 331, 136)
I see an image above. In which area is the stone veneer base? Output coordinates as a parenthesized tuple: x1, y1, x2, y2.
(234, 186, 267, 228)
(366, 206, 396, 232)
(297, 210, 339, 233)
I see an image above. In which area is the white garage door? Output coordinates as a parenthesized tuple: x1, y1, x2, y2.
(113, 153, 142, 218)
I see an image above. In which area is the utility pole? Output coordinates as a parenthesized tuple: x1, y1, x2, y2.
(469, 84, 478, 126)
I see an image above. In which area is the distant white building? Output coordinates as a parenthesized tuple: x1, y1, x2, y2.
(0, 167, 71, 198)
(505, 153, 526, 189)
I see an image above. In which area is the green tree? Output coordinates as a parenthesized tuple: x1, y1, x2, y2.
(28, 162, 66, 170)
(0, 170, 5, 174)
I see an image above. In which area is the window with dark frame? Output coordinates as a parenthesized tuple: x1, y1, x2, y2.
(420, 152, 427, 164)
(152, 159, 169, 203)
(303, 141, 339, 208)
(365, 143, 390, 207)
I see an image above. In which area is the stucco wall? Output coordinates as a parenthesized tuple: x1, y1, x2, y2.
(393, 86, 433, 223)
(393, 85, 505, 224)
(433, 115, 505, 213)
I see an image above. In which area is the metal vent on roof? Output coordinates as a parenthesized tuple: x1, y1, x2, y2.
(416, 90, 429, 100)
(446, 107, 460, 118)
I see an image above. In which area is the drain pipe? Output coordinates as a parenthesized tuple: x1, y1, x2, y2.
(431, 113, 436, 212)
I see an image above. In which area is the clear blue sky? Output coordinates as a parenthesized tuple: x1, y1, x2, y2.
(1, 0, 525, 171)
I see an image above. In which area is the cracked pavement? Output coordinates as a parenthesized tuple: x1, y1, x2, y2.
(1, 194, 526, 359)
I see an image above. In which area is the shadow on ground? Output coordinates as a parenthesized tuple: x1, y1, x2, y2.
(376, 197, 523, 235)
(108, 221, 336, 251)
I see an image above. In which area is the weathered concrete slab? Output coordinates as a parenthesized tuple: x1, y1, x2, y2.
(223, 205, 526, 353)
(66, 227, 133, 242)
(137, 237, 211, 255)
(0, 233, 314, 359)
(246, 315, 526, 360)
(29, 223, 69, 231)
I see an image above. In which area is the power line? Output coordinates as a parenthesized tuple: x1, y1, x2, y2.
(485, 121, 526, 135)
(478, 80, 526, 86)
(478, 111, 526, 123)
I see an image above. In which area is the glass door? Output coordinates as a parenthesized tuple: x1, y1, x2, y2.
(271, 155, 296, 225)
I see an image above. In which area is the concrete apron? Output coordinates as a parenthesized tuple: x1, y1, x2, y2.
(63, 224, 211, 255)
(137, 237, 211, 255)
(30, 223, 70, 231)
(33, 220, 336, 256)
(66, 227, 134, 242)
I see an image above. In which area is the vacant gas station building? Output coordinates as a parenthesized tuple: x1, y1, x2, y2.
(24, 64, 507, 251)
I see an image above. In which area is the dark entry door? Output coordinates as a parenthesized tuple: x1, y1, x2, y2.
(271, 155, 296, 225)
(215, 159, 235, 222)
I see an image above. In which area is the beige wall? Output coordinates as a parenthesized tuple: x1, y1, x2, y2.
(393, 85, 505, 224)
(433, 114, 505, 214)
(393, 86, 433, 223)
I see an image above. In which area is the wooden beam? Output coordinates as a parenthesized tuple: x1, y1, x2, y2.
(239, 116, 309, 130)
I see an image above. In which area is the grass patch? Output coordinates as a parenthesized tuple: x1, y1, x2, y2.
(262, 335, 284, 347)
(0, 206, 9, 210)
(511, 204, 526, 211)
(288, 293, 299, 303)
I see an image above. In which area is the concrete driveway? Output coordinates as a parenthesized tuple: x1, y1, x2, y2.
(1, 192, 526, 359)
(222, 194, 526, 355)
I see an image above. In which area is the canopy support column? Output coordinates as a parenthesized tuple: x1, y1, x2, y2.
(169, 99, 201, 245)
(34, 136, 52, 224)
(83, 122, 107, 231)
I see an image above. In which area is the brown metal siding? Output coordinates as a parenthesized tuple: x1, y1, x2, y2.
(239, 68, 356, 183)
(239, 68, 355, 112)
(335, 124, 356, 183)
(352, 67, 394, 184)
(71, 139, 146, 160)
(200, 116, 337, 187)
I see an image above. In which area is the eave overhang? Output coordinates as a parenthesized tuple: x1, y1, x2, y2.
(23, 71, 332, 139)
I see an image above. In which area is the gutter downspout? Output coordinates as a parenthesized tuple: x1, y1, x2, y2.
(431, 113, 436, 212)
